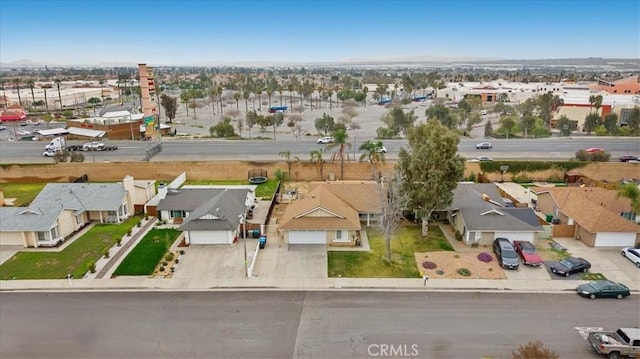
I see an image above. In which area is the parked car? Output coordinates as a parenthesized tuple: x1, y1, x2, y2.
(513, 240, 544, 266)
(585, 147, 605, 154)
(576, 280, 630, 299)
(492, 238, 519, 270)
(619, 154, 639, 162)
(587, 327, 640, 358)
(550, 257, 591, 277)
(476, 142, 492, 149)
(317, 136, 334, 144)
(621, 247, 640, 268)
(83, 141, 105, 151)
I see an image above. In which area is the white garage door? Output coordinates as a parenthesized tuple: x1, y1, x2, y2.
(594, 232, 636, 247)
(288, 230, 326, 244)
(494, 232, 535, 244)
(188, 231, 230, 245)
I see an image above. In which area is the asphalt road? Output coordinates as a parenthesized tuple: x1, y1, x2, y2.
(1, 291, 637, 358)
(0, 136, 638, 163)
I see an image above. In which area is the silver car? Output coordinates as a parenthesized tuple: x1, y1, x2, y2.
(622, 247, 640, 268)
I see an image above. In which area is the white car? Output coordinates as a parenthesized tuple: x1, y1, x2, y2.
(83, 141, 105, 151)
(17, 130, 31, 136)
(43, 150, 58, 157)
(476, 142, 492, 149)
(621, 247, 640, 268)
(376, 146, 387, 153)
(317, 136, 334, 144)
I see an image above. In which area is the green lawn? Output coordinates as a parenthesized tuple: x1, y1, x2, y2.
(113, 228, 180, 276)
(0, 183, 47, 206)
(328, 223, 454, 278)
(184, 179, 279, 199)
(0, 218, 138, 279)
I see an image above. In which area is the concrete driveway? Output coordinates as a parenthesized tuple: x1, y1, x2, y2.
(172, 244, 247, 280)
(504, 263, 550, 280)
(254, 244, 327, 279)
(0, 246, 22, 265)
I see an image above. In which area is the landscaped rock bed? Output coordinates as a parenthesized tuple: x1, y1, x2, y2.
(415, 252, 506, 279)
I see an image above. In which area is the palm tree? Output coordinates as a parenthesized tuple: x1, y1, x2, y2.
(593, 95, 603, 116)
(234, 92, 241, 112)
(317, 84, 323, 109)
(208, 86, 217, 115)
(243, 90, 250, 113)
(278, 85, 284, 107)
(287, 83, 294, 109)
(27, 80, 35, 110)
(55, 79, 62, 111)
(325, 128, 351, 180)
(309, 149, 325, 180)
(358, 140, 386, 179)
(326, 89, 333, 109)
(278, 150, 300, 181)
(14, 78, 22, 106)
(617, 183, 640, 219)
(42, 84, 51, 113)
(588, 95, 596, 113)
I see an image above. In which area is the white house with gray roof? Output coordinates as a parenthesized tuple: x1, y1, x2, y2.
(445, 183, 543, 246)
(0, 178, 138, 248)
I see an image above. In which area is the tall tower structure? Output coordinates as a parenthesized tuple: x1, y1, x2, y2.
(138, 64, 158, 138)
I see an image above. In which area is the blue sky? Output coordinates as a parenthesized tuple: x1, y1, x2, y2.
(1, 0, 638, 65)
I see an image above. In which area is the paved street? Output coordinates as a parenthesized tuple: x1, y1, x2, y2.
(1, 291, 637, 359)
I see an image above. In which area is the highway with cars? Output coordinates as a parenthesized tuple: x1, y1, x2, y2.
(0, 291, 636, 358)
(0, 136, 638, 163)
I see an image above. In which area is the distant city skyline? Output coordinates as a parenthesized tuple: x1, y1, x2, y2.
(1, 0, 639, 66)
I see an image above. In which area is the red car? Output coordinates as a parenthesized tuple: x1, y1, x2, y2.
(585, 147, 605, 154)
(513, 241, 544, 266)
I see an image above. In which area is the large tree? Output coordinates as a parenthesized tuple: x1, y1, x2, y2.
(358, 140, 386, 179)
(617, 182, 640, 217)
(278, 150, 300, 181)
(160, 94, 178, 123)
(309, 149, 325, 180)
(398, 119, 465, 236)
(377, 172, 410, 261)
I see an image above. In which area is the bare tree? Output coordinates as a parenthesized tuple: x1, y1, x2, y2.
(377, 172, 410, 261)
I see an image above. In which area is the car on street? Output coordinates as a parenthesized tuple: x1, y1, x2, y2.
(550, 257, 591, 277)
(621, 247, 640, 268)
(376, 146, 387, 153)
(576, 280, 630, 299)
(16, 129, 31, 136)
(476, 142, 492, 149)
(513, 240, 544, 266)
(83, 141, 105, 151)
(492, 237, 520, 270)
(317, 136, 334, 144)
(585, 147, 605, 154)
(619, 154, 639, 162)
(42, 150, 58, 157)
(0, 125, 7, 131)
(477, 156, 493, 161)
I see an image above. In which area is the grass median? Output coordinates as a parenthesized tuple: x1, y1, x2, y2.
(328, 223, 454, 278)
(113, 228, 180, 276)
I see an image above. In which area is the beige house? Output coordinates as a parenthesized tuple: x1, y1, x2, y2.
(278, 181, 382, 246)
(533, 187, 639, 247)
(0, 176, 154, 248)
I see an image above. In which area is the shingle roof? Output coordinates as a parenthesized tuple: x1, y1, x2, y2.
(32, 183, 127, 211)
(308, 181, 382, 213)
(278, 186, 361, 231)
(157, 189, 225, 211)
(179, 189, 249, 231)
(0, 206, 64, 232)
(449, 183, 506, 209)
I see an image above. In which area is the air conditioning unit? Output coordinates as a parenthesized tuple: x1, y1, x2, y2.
(552, 218, 560, 224)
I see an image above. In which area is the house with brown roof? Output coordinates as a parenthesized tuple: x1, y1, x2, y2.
(532, 187, 639, 247)
(278, 181, 381, 246)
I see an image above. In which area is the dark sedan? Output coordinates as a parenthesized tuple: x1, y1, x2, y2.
(576, 280, 630, 299)
(550, 257, 591, 277)
(619, 154, 639, 162)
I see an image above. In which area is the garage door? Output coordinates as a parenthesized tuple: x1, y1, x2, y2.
(288, 230, 326, 244)
(0, 232, 24, 246)
(594, 232, 636, 247)
(494, 232, 535, 243)
(188, 231, 230, 245)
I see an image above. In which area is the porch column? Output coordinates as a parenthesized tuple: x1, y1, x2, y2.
(99, 211, 103, 223)
(367, 213, 370, 226)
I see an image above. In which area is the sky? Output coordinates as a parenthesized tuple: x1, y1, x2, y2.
(1, 0, 639, 66)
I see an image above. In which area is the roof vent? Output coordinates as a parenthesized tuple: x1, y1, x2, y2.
(481, 193, 490, 201)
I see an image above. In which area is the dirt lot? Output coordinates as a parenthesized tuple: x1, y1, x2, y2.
(415, 251, 506, 279)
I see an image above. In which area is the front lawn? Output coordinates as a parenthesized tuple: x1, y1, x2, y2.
(0, 183, 47, 206)
(184, 179, 279, 199)
(328, 223, 454, 278)
(0, 218, 138, 279)
(113, 228, 180, 276)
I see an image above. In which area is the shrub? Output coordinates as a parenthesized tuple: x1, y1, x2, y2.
(454, 231, 463, 241)
(88, 261, 96, 273)
(103, 248, 110, 258)
(457, 268, 471, 276)
(422, 261, 437, 269)
(174, 258, 179, 264)
(170, 267, 175, 273)
(436, 270, 445, 275)
(165, 252, 175, 261)
(453, 254, 460, 258)
(159, 266, 165, 272)
(179, 250, 185, 255)
(127, 230, 132, 236)
(115, 236, 122, 247)
(512, 340, 559, 359)
(471, 242, 479, 248)
(137, 220, 142, 227)
(477, 252, 493, 262)
(162, 261, 168, 266)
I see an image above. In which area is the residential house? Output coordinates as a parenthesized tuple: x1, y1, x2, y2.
(278, 181, 383, 246)
(444, 183, 543, 246)
(0, 179, 136, 248)
(532, 187, 639, 247)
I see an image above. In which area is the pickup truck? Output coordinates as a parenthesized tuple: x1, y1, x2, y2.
(588, 327, 640, 359)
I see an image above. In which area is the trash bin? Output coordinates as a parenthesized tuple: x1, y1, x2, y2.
(545, 214, 553, 223)
(259, 235, 267, 249)
(251, 229, 260, 238)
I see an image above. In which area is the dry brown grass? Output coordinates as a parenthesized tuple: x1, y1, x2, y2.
(415, 251, 506, 279)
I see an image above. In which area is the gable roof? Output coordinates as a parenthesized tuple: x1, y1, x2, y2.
(278, 186, 361, 231)
(308, 181, 382, 213)
(449, 183, 506, 209)
(157, 188, 226, 211)
(0, 206, 64, 232)
(32, 183, 127, 211)
(179, 189, 249, 231)
(532, 186, 632, 214)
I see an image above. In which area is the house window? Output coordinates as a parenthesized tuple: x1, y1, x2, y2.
(170, 210, 185, 218)
(37, 231, 49, 241)
(334, 230, 350, 242)
(50, 225, 59, 240)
